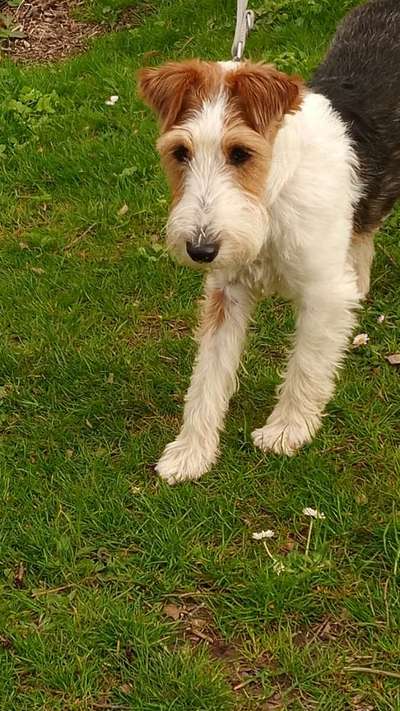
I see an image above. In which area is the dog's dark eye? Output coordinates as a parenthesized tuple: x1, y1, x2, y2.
(229, 146, 251, 166)
(173, 145, 190, 163)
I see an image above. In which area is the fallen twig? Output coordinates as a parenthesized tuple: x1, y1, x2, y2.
(160, 590, 215, 598)
(383, 578, 391, 628)
(63, 223, 97, 251)
(32, 582, 76, 597)
(344, 666, 400, 680)
(189, 629, 214, 644)
(31, 575, 97, 597)
(92, 704, 130, 710)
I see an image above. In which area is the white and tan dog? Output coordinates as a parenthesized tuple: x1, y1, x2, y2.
(138, 1, 400, 484)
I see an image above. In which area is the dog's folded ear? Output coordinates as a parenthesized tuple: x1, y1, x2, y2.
(138, 60, 303, 134)
(138, 61, 206, 131)
(226, 63, 303, 133)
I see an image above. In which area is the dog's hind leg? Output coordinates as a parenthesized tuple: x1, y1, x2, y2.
(156, 276, 254, 484)
(349, 230, 376, 299)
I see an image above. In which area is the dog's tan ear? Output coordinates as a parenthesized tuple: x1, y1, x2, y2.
(226, 63, 303, 133)
(138, 61, 205, 131)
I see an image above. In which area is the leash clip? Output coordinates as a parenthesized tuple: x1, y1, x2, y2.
(232, 2, 255, 62)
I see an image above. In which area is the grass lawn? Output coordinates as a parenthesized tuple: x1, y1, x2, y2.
(0, 0, 399, 708)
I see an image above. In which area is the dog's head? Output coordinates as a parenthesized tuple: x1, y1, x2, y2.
(138, 60, 302, 271)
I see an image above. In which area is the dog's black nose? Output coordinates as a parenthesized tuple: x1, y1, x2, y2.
(186, 240, 219, 263)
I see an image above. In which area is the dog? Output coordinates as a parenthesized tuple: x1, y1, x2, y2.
(138, 0, 400, 484)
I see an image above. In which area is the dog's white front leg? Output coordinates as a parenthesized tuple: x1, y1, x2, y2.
(156, 278, 253, 484)
(253, 274, 359, 455)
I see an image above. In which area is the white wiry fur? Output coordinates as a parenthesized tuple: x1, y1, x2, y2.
(157, 276, 253, 483)
(156, 90, 362, 484)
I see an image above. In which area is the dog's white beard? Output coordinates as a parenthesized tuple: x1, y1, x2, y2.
(167, 188, 269, 270)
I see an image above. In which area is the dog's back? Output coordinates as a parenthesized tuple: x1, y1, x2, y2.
(310, 0, 400, 234)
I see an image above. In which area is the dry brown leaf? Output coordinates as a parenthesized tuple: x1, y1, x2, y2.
(265, 692, 285, 710)
(386, 353, 400, 366)
(130, 485, 143, 495)
(163, 603, 183, 621)
(190, 617, 208, 631)
(119, 683, 133, 695)
(118, 203, 129, 217)
(352, 695, 374, 711)
(142, 50, 160, 59)
(0, 384, 13, 399)
(14, 562, 25, 588)
(0, 636, 12, 650)
(280, 534, 296, 555)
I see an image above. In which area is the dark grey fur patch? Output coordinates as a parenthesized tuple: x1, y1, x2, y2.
(309, 0, 400, 233)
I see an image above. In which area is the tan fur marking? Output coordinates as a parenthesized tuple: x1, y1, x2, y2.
(225, 63, 303, 134)
(220, 64, 304, 197)
(222, 123, 274, 199)
(350, 229, 377, 298)
(139, 60, 304, 135)
(198, 289, 226, 338)
(138, 60, 223, 132)
(157, 129, 192, 204)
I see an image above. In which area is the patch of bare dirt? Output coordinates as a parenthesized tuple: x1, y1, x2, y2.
(125, 313, 192, 349)
(161, 601, 374, 710)
(162, 599, 278, 705)
(0, 0, 151, 63)
(1, 0, 102, 62)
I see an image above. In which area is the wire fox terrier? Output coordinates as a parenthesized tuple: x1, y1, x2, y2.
(139, 0, 400, 484)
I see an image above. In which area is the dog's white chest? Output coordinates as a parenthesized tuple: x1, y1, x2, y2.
(238, 243, 288, 299)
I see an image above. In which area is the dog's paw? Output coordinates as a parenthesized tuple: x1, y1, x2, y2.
(252, 413, 321, 456)
(155, 438, 217, 485)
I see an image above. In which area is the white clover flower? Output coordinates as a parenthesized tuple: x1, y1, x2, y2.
(303, 507, 326, 520)
(377, 314, 385, 324)
(252, 529, 275, 541)
(105, 95, 119, 106)
(352, 333, 369, 347)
